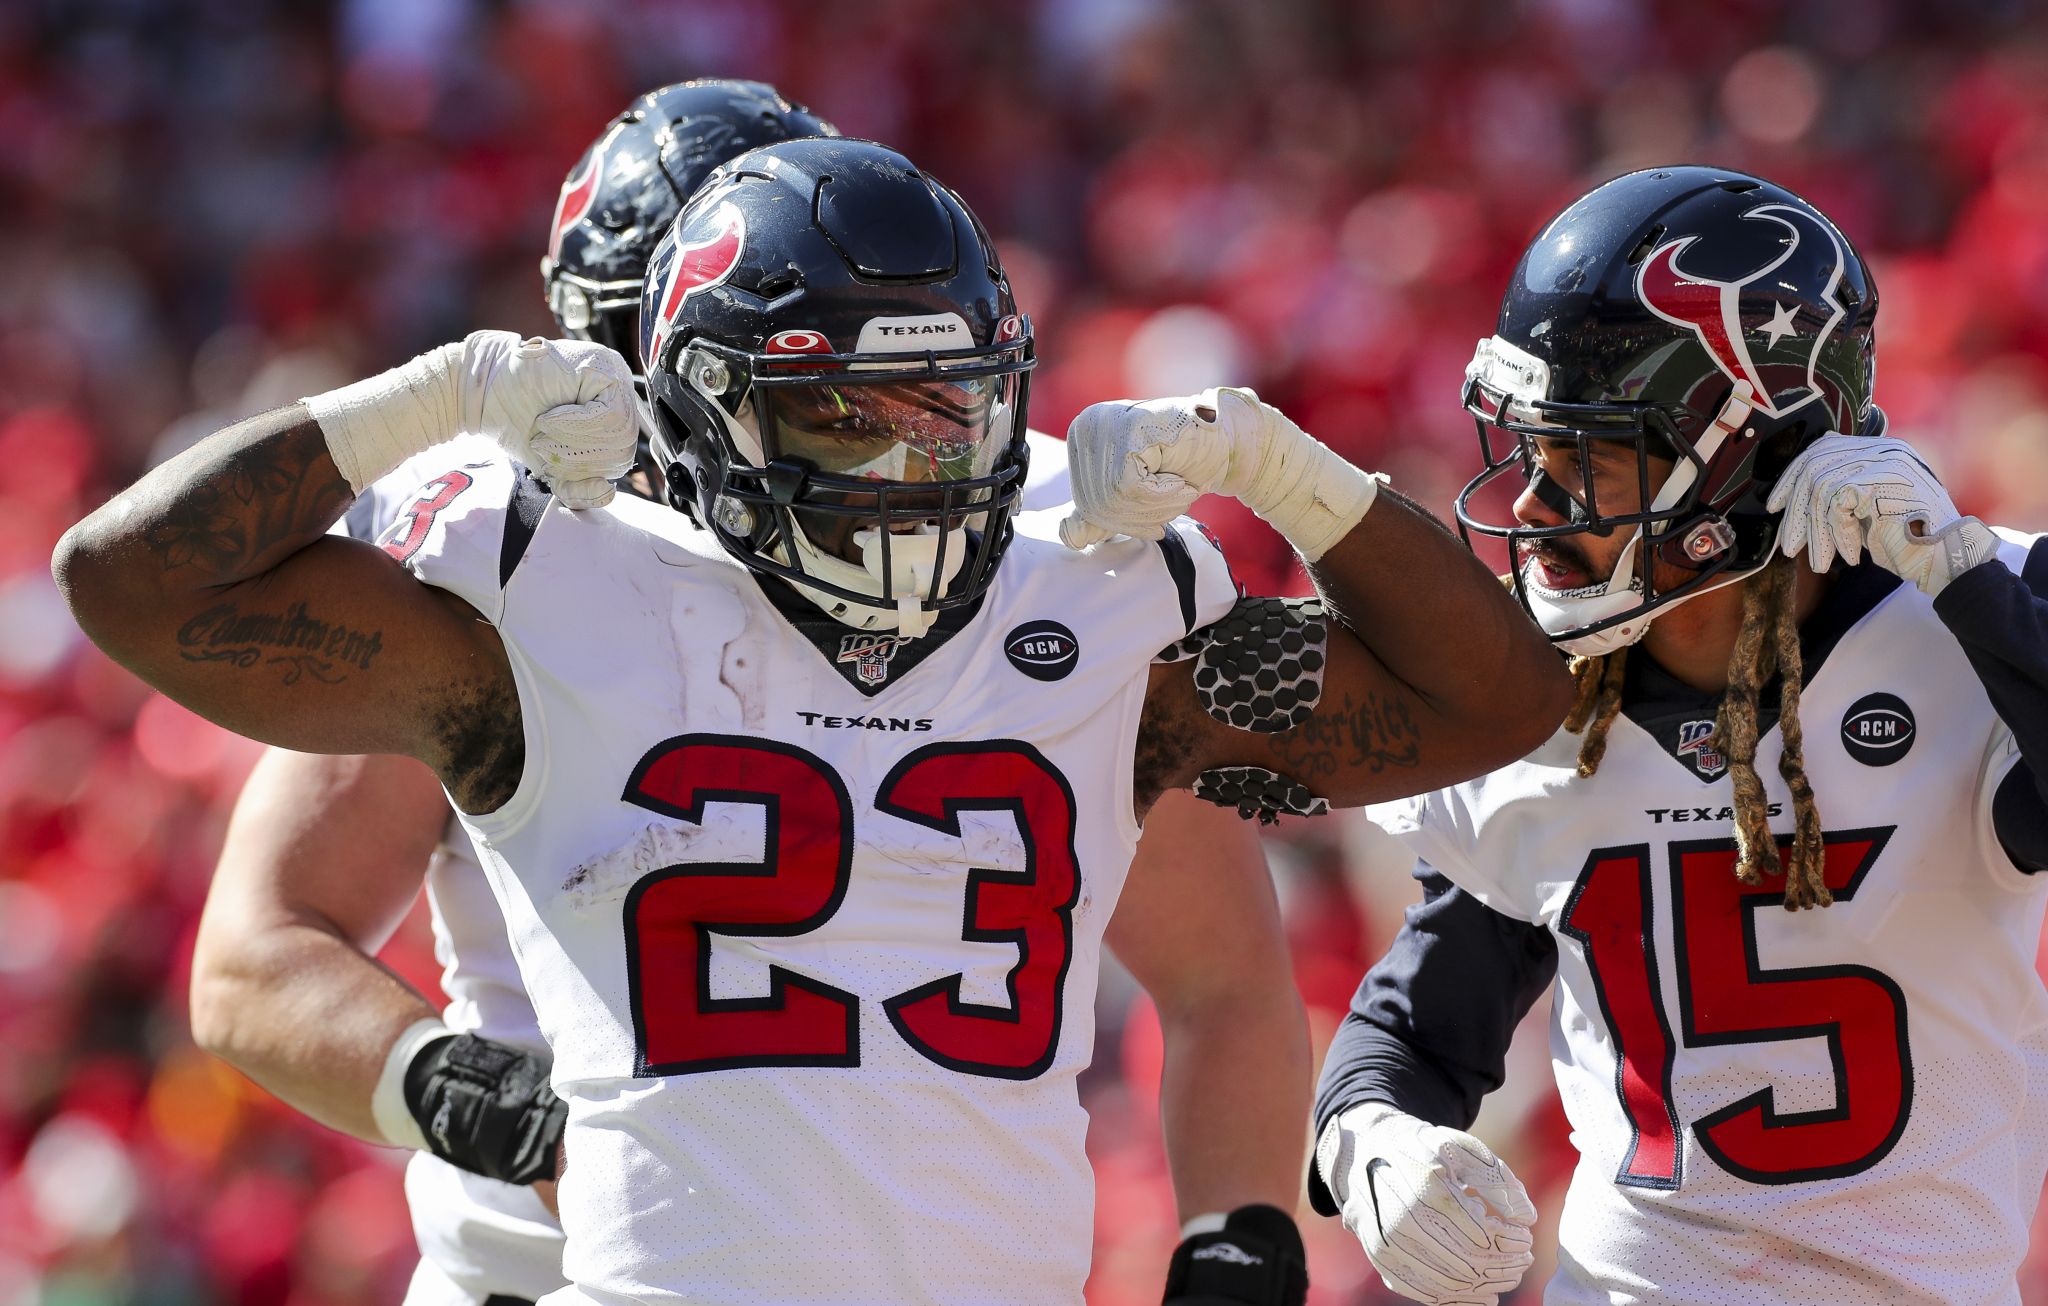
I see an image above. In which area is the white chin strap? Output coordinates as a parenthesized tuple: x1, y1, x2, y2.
(786, 520, 969, 639)
(1530, 383, 1763, 656)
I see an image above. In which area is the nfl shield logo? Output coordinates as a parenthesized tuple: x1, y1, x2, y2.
(837, 633, 903, 687)
(1676, 719, 1726, 778)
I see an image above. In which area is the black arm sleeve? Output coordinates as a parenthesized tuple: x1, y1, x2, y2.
(1934, 538, 2048, 871)
(1307, 863, 1557, 1216)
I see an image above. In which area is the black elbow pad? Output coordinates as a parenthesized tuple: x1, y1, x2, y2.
(402, 1033, 565, 1186)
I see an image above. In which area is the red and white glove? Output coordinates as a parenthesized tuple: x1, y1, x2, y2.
(1317, 1103, 1537, 1306)
(1765, 433, 1997, 597)
(1059, 387, 1382, 560)
(305, 330, 637, 509)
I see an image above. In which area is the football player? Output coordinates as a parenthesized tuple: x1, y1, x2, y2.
(1309, 167, 2048, 1306)
(187, 79, 842, 1306)
(57, 135, 1571, 1303)
(190, 79, 1309, 1306)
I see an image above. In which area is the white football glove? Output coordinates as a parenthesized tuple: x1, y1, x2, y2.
(305, 330, 637, 509)
(1765, 433, 1998, 597)
(1059, 387, 1382, 561)
(1317, 1103, 1536, 1306)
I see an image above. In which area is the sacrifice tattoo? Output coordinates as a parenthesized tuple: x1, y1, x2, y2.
(177, 602, 383, 683)
(1265, 690, 1421, 780)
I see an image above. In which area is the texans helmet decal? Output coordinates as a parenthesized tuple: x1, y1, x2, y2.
(547, 123, 623, 263)
(1635, 203, 1848, 419)
(640, 201, 746, 373)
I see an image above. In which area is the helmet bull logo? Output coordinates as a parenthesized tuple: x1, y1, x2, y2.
(547, 124, 620, 263)
(641, 202, 747, 372)
(1634, 203, 1848, 419)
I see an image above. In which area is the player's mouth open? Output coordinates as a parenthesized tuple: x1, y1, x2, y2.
(1528, 546, 1592, 591)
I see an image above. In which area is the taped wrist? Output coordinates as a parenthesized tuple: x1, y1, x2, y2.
(1162, 1204, 1308, 1306)
(402, 1033, 566, 1186)
(1217, 390, 1383, 563)
(302, 341, 463, 494)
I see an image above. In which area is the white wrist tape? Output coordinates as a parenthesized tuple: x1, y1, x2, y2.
(1215, 389, 1385, 562)
(370, 1017, 455, 1151)
(303, 343, 464, 495)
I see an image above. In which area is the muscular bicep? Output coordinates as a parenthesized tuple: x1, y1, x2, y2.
(201, 748, 451, 954)
(56, 406, 519, 806)
(1137, 595, 1520, 816)
(110, 533, 516, 798)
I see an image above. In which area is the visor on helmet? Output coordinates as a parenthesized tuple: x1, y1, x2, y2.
(657, 326, 1034, 622)
(759, 372, 1017, 491)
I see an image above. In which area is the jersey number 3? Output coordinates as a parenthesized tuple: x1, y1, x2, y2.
(620, 735, 1079, 1082)
(1561, 827, 1906, 1188)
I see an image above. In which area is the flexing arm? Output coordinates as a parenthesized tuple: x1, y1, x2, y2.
(53, 405, 516, 805)
(52, 334, 634, 811)
(191, 747, 451, 1140)
(1067, 389, 1570, 814)
(1105, 791, 1310, 1221)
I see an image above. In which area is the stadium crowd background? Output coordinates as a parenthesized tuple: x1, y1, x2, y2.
(3, 0, 2047, 1301)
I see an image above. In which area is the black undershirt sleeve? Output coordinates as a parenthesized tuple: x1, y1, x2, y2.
(1307, 863, 1557, 1216)
(1933, 539, 2048, 871)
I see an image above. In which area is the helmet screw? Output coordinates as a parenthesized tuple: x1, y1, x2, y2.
(712, 494, 755, 536)
(691, 356, 731, 395)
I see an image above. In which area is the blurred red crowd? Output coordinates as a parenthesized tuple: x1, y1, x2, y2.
(3, 1, 2047, 1303)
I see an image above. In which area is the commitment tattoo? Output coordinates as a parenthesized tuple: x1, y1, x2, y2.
(144, 422, 353, 575)
(1265, 690, 1421, 780)
(177, 601, 384, 682)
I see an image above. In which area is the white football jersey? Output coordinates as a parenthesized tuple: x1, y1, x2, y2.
(388, 442, 1226, 1304)
(354, 434, 1079, 1305)
(1372, 531, 2048, 1306)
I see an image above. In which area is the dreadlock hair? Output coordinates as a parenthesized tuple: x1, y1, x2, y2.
(1564, 646, 1629, 778)
(1564, 554, 1828, 910)
(1714, 554, 1828, 907)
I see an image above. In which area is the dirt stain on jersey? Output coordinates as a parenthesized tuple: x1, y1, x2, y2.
(559, 821, 718, 910)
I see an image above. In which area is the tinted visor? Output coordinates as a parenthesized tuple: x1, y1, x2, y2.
(756, 372, 1019, 500)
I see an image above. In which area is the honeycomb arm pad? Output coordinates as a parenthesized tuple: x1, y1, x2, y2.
(1161, 596, 1329, 732)
(1193, 766, 1331, 825)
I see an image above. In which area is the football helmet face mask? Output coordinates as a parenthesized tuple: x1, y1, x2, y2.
(640, 138, 1034, 637)
(1454, 166, 1880, 654)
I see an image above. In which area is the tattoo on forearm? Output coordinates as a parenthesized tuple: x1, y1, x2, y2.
(178, 602, 383, 683)
(144, 422, 352, 576)
(1266, 691, 1421, 779)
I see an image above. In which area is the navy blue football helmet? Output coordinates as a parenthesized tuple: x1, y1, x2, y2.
(540, 80, 836, 365)
(1456, 166, 1880, 652)
(639, 137, 1034, 629)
